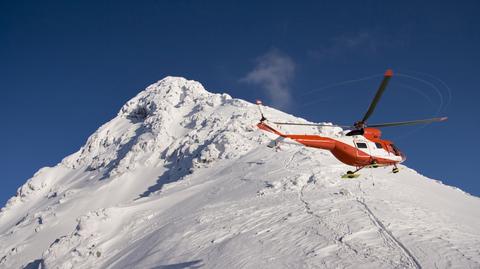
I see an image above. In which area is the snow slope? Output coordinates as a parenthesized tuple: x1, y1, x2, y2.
(1, 77, 479, 269)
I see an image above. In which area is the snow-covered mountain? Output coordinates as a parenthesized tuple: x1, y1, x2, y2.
(1, 77, 479, 269)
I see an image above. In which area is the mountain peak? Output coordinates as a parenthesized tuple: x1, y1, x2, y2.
(118, 76, 209, 121)
(147, 76, 209, 97)
(59, 76, 242, 176)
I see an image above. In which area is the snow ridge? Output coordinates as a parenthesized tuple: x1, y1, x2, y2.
(1, 77, 480, 269)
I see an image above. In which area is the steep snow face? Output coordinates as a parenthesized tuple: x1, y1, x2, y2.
(1, 77, 479, 269)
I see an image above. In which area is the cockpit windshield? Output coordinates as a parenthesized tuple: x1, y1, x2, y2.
(346, 129, 364, 136)
(390, 144, 401, 156)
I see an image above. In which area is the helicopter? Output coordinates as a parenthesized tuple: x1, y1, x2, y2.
(256, 69, 447, 178)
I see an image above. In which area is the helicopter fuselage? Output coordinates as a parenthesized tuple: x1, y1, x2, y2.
(258, 122, 405, 168)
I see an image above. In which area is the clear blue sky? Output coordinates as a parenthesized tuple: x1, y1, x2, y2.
(1, 1, 479, 206)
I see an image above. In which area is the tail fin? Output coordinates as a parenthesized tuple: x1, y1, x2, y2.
(256, 100, 285, 137)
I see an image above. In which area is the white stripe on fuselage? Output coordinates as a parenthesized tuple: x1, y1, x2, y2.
(331, 135, 402, 162)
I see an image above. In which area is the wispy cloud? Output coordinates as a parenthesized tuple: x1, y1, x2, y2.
(308, 31, 376, 60)
(308, 30, 409, 60)
(242, 49, 295, 109)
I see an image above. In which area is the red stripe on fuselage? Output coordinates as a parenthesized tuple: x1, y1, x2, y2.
(257, 122, 402, 167)
(290, 135, 399, 167)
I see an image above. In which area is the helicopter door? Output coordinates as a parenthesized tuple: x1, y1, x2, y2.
(353, 139, 371, 161)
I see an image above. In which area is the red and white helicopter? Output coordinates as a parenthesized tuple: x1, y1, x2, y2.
(256, 69, 447, 178)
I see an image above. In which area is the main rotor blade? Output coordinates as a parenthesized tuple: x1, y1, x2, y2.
(272, 121, 352, 128)
(367, 117, 448, 128)
(360, 69, 393, 123)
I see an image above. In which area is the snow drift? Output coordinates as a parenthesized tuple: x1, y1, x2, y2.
(1, 77, 479, 269)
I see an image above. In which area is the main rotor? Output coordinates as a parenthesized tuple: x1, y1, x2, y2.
(271, 69, 447, 131)
(353, 69, 393, 129)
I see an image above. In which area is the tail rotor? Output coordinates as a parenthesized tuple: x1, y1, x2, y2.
(256, 100, 267, 122)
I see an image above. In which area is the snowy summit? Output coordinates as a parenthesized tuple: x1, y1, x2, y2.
(1, 77, 479, 269)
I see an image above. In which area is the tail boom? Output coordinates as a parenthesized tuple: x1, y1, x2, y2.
(257, 122, 285, 137)
(287, 134, 336, 151)
(257, 122, 335, 150)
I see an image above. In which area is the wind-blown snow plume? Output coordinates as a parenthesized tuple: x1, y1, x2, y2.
(242, 49, 295, 109)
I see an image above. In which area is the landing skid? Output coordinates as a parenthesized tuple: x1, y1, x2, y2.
(341, 173, 361, 179)
(342, 164, 400, 178)
(341, 167, 364, 179)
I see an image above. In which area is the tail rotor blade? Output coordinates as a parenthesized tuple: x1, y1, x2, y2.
(256, 100, 266, 121)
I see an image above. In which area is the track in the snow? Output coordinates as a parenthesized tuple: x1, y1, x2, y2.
(356, 197, 422, 269)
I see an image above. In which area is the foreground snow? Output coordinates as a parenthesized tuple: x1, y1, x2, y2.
(1, 77, 479, 269)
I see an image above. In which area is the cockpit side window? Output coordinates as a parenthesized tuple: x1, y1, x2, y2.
(356, 142, 368, 149)
(375, 142, 383, 149)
